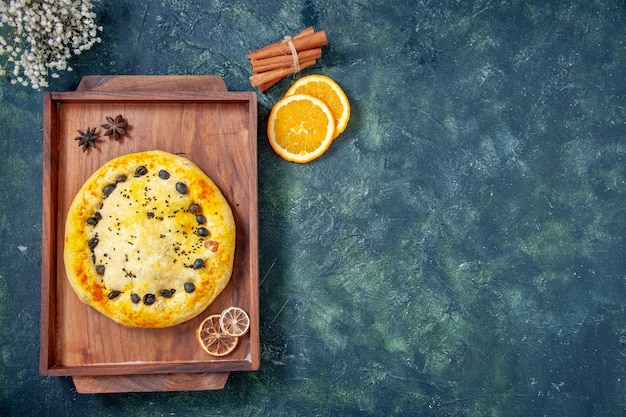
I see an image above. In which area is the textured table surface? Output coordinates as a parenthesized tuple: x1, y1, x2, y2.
(1, 1, 625, 416)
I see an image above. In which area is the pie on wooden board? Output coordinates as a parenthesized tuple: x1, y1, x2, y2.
(63, 150, 236, 328)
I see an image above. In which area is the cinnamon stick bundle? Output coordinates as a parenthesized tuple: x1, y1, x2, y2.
(247, 27, 328, 92)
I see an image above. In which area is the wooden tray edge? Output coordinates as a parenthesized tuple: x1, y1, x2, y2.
(72, 372, 230, 393)
(245, 92, 261, 371)
(40, 92, 59, 376)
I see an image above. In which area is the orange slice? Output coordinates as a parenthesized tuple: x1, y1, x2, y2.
(267, 93, 336, 163)
(196, 314, 239, 356)
(220, 306, 250, 337)
(285, 74, 350, 138)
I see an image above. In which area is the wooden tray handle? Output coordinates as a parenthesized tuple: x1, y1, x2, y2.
(76, 75, 228, 92)
(73, 372, 230, 393)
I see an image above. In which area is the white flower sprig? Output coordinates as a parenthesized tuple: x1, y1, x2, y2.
(0, 0, 103, 89)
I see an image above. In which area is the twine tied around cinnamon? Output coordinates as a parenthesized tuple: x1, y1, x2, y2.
(247, 27, 328, 92)
(282, 35, 300, 72)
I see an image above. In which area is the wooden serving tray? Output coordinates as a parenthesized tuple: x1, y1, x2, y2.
(40, 76, 259, 393)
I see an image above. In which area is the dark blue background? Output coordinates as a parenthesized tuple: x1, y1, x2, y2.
(1, 1, 625, 416)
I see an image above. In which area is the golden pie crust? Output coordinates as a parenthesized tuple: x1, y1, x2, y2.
(63, 150, 236, 328)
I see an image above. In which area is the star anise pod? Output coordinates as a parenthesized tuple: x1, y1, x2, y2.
(101, 114, 127, 140)
(75, 127, 101, 152)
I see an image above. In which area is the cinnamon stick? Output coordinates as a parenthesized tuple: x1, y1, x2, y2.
(293, 26, 315, 39)
(251, 59, 317, 91)
(245, 26, 314, 63)
(247, 27, 327, 91)
(246, 30, 327, 61)
(255, 77, 283, 93)
(250, 48, 322, 73)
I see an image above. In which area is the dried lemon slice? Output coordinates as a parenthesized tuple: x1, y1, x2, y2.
(219, 306, 250, 337)
(196, 314, 238, 356)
